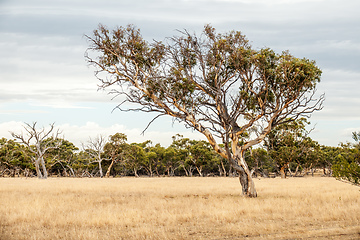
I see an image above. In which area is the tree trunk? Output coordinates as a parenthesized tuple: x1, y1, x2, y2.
(280, 165, 286, 178)
(67, 165, 76, 177)
(237, 167, 257, 197)
(235, 152, 257, 197)
(98, 161, 103, 178)
(134, 168, 139, 177)
(34, 159, 43, 179)
(105, 159, 115, 178)
(170, 168, 175, 177)
(182, 165, 189, 176)
(195, 166, 203, 177)
(40, 157, 48, 179)
(294, 164, 300, 176)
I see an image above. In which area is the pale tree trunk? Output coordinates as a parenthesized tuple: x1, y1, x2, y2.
(182, 165, 189, 176)
(294, 164, 300, 176)
(236, 152, 257, 197)
(98, 161, 103, 178)
(67, 165, 76, 177)
(33, 158, 43, 179)
(40, 156, 48, 179)
(134, 168, 139, 177)
(195, 166, 203, 177)
(105, 159, 115, 178)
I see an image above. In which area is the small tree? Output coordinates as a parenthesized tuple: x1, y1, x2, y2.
(83, 135, 108, 178)
(86, 24, 324, 197)
(11, 122, 62, 179)
(103, 133, 128, 177)
(0, 138, 32, 177)
(332, 132, 360, 184)
(264, 118, 320, 178)
(45, 138, 79, 177)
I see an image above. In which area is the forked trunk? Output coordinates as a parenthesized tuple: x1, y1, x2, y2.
(236, 158, 257, 198)
(34, 159, 43, 179)
(280, 165, 287, 178)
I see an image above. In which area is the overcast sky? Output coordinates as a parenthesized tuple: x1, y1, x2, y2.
(0, 0, 359, 147)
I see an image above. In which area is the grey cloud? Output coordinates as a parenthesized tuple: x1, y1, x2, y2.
(0, 0, 359, 146)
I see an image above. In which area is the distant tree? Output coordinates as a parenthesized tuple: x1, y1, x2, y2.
(332, 133, 360, 184)
(247, 148, 274, 178)
(45, 138, 79, 177)
(11, 122, 62, 179)
(103, 133, 128, 177)
(127, 143, 147, 177)
(163, 146, 179, 176)
(170, 134, 196, 176)
(82, 135, 108, 178)
(86, 24, 324, 197)
(264, 118, 319, 178)
(0, 138, 32, 177)
(187, 140, 215, 177)
(318, 145, 339, 176)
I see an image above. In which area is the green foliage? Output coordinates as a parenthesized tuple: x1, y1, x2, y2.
(332, 134, 360, 184)
(44, 138, 79, 176)
(0, 138, 32, 173)
(264, 118, 320, 177)
(2, 130, 360, 180)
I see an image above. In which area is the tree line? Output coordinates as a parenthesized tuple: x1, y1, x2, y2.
(1, 121, 359, 184)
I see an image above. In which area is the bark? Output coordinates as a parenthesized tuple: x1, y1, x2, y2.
(40, 157, 48, 179)
(236, 155, 257, 197)
(195, 166, 203, 177)
(134, 168, 139, 177)
(67, 165, 76, 177)
(105, 159, 115, 178)
(294, 164, 300, 176)
(34, 159, 43, 179)
(98, 161, 103, 178)
(220, 159, 226, 177)
(280, 165, 287, 178)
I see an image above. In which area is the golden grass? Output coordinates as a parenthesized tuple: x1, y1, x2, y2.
(0, 177, 359, 240)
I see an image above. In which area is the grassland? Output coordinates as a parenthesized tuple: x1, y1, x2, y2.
(0, 176, 359, 240)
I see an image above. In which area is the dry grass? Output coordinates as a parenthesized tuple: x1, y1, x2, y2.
(0, 177, 359, 240)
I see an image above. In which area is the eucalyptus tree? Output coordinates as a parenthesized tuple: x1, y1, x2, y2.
(45, 138, 79, 177)
(264, 118, 320, 178)
(86, 24, 324, 197)
(103, 133, 128, 177)
(188, 140, 216, 177)
(11, 122, 62, 179)
(332, 132, 360, 184)
(0, 138, 32, 177)
(82, 135, 108, 178)
(127, 143, 147, 177)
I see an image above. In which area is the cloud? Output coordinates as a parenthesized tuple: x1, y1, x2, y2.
(1, 0, 359, 148)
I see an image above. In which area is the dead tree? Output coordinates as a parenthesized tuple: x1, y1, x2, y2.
(11, 122, 62, 179)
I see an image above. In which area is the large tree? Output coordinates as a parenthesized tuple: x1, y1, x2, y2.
(85, 24, 324, 197)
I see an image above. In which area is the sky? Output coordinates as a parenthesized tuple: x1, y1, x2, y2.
(0, 0, 359, 148)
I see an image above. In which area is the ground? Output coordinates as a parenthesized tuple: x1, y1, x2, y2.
(0, 176, 359, 239)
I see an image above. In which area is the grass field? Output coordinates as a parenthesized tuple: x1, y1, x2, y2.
(0, 177, 359, 240)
